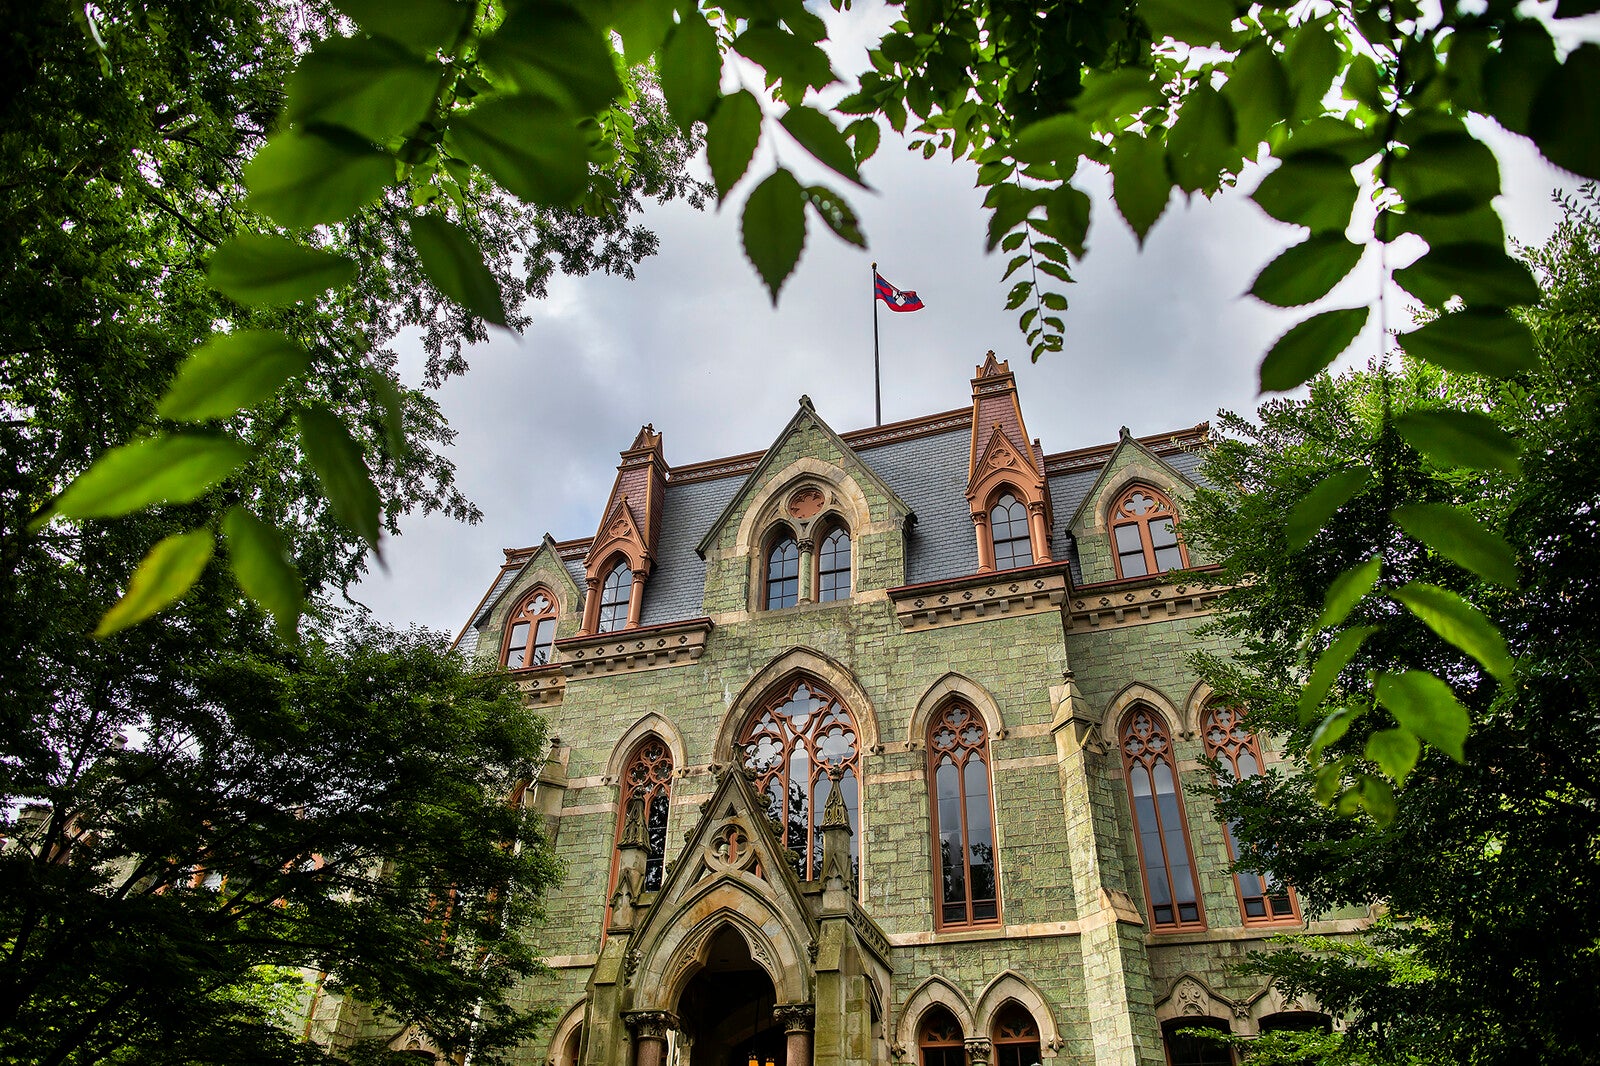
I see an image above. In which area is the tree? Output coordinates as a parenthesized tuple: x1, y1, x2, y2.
(1181, 186, 1600, 1065)
(2, 619, 557, 1066)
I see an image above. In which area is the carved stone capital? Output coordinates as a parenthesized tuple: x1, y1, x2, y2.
(624, 1011, 678, 1040)
(773, 1004, 814, 1034)
(964, 1038, 992, 1066)
(1027, 499, 1047, 514)
(970, 511, 989, 529)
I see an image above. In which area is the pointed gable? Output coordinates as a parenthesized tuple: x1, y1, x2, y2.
(585, 424, 668, 580)
(965, 352, 1053, 568)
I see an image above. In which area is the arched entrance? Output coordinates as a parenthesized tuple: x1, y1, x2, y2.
(676, 927, 786, 1066)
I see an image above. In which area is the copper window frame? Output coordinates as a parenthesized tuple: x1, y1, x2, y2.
(502, 587, 559, 669)
(1109, 485, 1187, 579)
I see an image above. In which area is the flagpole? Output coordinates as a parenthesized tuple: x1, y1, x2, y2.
(871, 261, 882, 426)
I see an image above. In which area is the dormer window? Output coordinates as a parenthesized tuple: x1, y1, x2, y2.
(766, 532, 800, 609)
(1111, 485, 1185, 578)
(504, 589, 559, 668)
(989, 492, 1034, 570)
(597, 561, 632, 633)
(817, 524, 851, 602)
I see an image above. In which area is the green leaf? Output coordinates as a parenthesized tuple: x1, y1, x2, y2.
(478, 2, 623, 115)
(40, 434, 252, 525)
(1110, 135, 1170, 246)
(611, 0, 676, 65)
(986, 183, 1039, 252)
(780, 106, 867, 188)
(1394, 409, 1521, 473)
(1138, 0, 1237, 47)
(1365, 728, 1421, 786)
(244, 130, 393, 229)
(1284, 19, 1340, 120)
(1390, 582, 1515, 684)
(1373, 670, 1471, 761)
(1530, 43, 1600, 180)
(409, 215, 507, 326)
(1073, 69, 1164, 124)
(296, 407, 381, 548)
(1392, 243, 1541, 308)
(1393, 131, 1500, 214)
(660, 9, 721, 128)
(1343, 54, 1385, 112)
(223, 507, 303, 640)
(804, 184, 866, 248)
(1286, 465, 1370, 550)
(1251, 151, 1358, 233)
(1314, 554, 1381, 632)
(1309, 704, 1364, 760)
(452, 96, 589, 206)
(96, 530, 215, 637)
(1392, 503, 1520, 589)
(1399, 309, 1536, 378)
(1299, 626, 1378, 723)
(1484, 21, 1556, 135)
(158, 331, 310, 422)
(1047, 185, 1091, 258)
(1314, 756, 1348, 804)
(333, 0, 469, 54)
(366, 369, 407, 459)
(207, 234, 356, 307)
(1259, 306, 1369, 392)
(1249, 233, 1365, 307)
(1225, 42, 1291, 150)
(845, 117, 881, 164)
(741, 167, 807, 304)
(1355, 774, 1397, 826)
(707, 91, 763, 200)
(286, 36, 439, 143)
(1166, 83, 1237, 194)
(734, 28, 837, 93)
(1011, 114, 1094, 165)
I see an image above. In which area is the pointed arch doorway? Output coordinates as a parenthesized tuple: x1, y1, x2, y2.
(676, 927, 787, 1066)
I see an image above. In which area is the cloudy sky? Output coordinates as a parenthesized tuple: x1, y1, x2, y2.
(354, 3, 1590, 636)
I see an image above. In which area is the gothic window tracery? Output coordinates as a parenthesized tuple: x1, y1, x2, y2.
(990, 491, 1034, 570)
(928, 702, 999, 928)
(597, 560, 632, 633)
(1201, 705, 1299, 924)
(615, 737, 672, 891)
(503, 588, 558, 669)
(737, 677, 860, 886)
(1121, 706, 1204, 930)
(1110, 485, 1185, 579)
(817, 523, 851, 602)
(991, 1004, 1041, 1066)
(917, 1007, 965, 1066)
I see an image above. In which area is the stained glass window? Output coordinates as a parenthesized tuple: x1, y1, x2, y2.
(615, 737, 673, 891)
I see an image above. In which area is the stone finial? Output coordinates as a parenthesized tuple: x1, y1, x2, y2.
(799, 394, 814, 410)
(819, 766, 854, 891)
(821, 766, 851, 830)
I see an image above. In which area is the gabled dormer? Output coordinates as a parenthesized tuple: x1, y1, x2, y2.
(965, 352, 1052, 572)
(694, 397, 913, 615)
(1068, 426, 1203, 584)
(580, 425, 669, 634)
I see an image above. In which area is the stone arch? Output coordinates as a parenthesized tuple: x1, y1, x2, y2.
(1098, 682, 1184, 750)
(974, 971, 1060, 1056)
(897, 975, 976, 1052)
(630, 879, 812, 1012)
(1078, 464, 1192, 538)
(543, 999, 587, 1066)
(716, 647, 880, 762)
(734, 457, 877, 558)
(908, 672, 1006, 746)
(1181, 679, 1216, 743)
(603, 713, 688, 787)
(1245, 984, 1335, 1036)
(1154, 973, 1240, 1027)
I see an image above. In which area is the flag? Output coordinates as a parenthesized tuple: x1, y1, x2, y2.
(874, 272, 925, 312)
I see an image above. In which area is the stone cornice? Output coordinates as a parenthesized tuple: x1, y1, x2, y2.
(889, 564, 1070, 631)
(1063, 573, 1229, 631)
(509, 663, 565, 705)
(556, 618, 712, 677)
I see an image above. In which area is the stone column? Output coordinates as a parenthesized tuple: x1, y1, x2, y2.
(626, 570, 647, 627)
(972, 511, 994, 572)
(1027, 499, 1052, 562)
(796, 538, 815, 604)
(965, 1039, 992, 1066)
(625, 1011, 677, 1066)
(775, 1005, 814, 1066)
(579, 576, 601, 635)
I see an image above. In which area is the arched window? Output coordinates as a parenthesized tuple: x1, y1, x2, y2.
(1121, 707, 1204, 930)
(817, 524, 851, 602)
(766, 531, 800, 609)
(1201, 705, 1299, 924)
(597, 561, 632, 633)
(503, 589, 558, 669)
(990, 491, 1033, 570)
(613, 737, 672, 891)
(1162, 1018, 1234, 1066)
(991, 1004, 1041, 1066)
(737, 677, 860, 885)
(917, 1007, 965, 1066)
(1111, 485, 1185, 579)
(1258, 1012, 1332, 1034)
(928, 702, 998, 928)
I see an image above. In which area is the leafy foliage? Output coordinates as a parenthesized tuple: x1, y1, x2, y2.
(1184, 188, 1600, 1064)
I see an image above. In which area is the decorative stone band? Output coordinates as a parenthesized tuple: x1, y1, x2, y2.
(623, 1011, 679, 1040)
(773, 1004, 815, 1033)
(1063, 576, 1230, 632)
(889, 564, 1069, 632)
(557, 618, 712, 677)
(510, 667, 565, 705)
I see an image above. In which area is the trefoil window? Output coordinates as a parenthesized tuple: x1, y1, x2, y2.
(1201, 705, 1299, 924)
(990, 492, 1033, 570)
(928, 701, 998, 928)
(1121, 706, 1204, 929)
(1111, 486, 1185, 578)
(504, 589, 558, 668)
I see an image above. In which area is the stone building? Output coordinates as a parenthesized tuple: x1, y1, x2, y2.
(449, 356, 1360, 1066)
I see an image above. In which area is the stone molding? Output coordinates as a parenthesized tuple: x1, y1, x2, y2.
(623, 1011, 678, 1040)
(890, 566, 1069, 631)
(557, 618, 711, 677)
(1062, 576, 1227, 633)
(511, 665, 565, 705)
